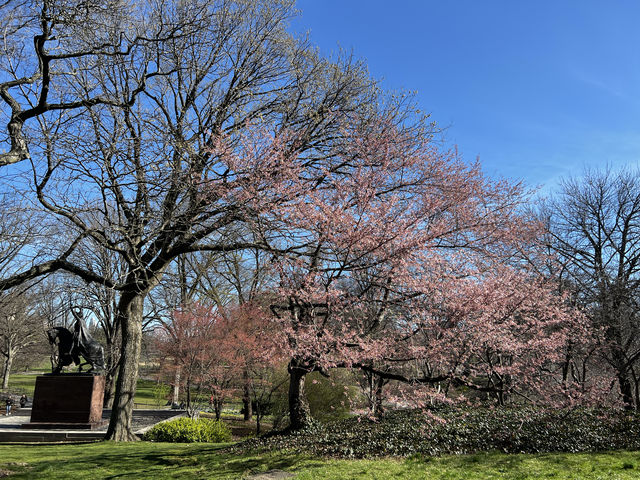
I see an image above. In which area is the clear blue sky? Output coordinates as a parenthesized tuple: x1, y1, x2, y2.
(290, 1, 640, 192)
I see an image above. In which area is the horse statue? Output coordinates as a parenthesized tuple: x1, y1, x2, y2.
(47, 309, 105, 374)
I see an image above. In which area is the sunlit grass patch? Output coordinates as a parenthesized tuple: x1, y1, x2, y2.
(0, 442, 638, 479)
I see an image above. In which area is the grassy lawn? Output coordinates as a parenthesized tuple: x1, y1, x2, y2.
(3, 374, 39, 396)
(133, 378, 171, 408)
(0, 442, 638, 479)
(3, 374, 169, 409)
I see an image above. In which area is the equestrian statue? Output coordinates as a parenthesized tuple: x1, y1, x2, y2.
(47, 308, 105, 374)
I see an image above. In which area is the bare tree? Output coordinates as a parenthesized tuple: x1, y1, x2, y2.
(0, 0, 406, 440)
(0, 291, 43, 388)
(0, 194, 44, 388)
(542, 167, 640, 409)
(0, 0, 166, 166)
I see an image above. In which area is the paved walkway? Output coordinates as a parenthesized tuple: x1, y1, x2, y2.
(0, 409, 183, 442)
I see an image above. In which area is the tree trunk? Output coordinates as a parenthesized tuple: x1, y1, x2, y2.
(372, 375, 385, 418)
(103, 336, 120, 408)
(288, 359, 311, 430)
(631, 367, 640, 409)
(612, 347, 635, 410)
(105, 293, 144, 441)
(561, 347, 572, 390)
(242, 371, 252, 421)
(618, 372, 635, 410)
(103, 373, 116, 408)
(2, 352, 12, 390)
(255, 402, 261, 435)
(172, 367, 181, 406)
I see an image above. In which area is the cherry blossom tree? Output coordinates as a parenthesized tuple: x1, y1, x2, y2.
(389, 266, 589, 407)
(263, 120, 585, 429)
(155, 303, 222, 416)
(220, 301, 285, 430)
(202, 301, 282, 423)
(156, 298, 281, 421)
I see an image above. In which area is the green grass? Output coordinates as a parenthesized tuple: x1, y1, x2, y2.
(0, 442, 638, 479)
(3, 373, 42, 396)
(133, 378, 171, 408)
(3, 371, 250, 412)
(3, 373, 169, 408)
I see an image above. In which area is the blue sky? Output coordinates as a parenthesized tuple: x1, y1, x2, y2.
(290, 1, 640, 192)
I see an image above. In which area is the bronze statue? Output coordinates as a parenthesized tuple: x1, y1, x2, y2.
(47, 309, 105, 374)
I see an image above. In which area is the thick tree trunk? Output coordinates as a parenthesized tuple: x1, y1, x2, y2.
(372, 376, 385, 418)
(618, 372, 635, 410)
(105, 294, 144, 441)
(2, 352, 12, 390)
(288, 359, 311, 430)
(612, 347, 636, 410)
(365, 371, 385, 418)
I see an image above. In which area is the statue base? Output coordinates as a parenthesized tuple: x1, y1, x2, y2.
(23, 374, 106, 430)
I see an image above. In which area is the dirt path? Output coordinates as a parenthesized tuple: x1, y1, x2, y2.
(247, 470, 294, 479)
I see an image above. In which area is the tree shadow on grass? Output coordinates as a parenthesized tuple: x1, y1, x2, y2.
(2, 443, 323, 480)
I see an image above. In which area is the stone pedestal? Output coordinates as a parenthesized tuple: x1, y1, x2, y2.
(23, 374, 105, 429)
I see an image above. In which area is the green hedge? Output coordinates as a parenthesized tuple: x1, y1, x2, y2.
(236, 407, 640, 458)
(144, 417, 231, 443)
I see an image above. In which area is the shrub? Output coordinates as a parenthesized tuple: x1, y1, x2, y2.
(234, 406, 640, 458)
(144, 417, 231, 443)
(306, 371, 356, 422)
